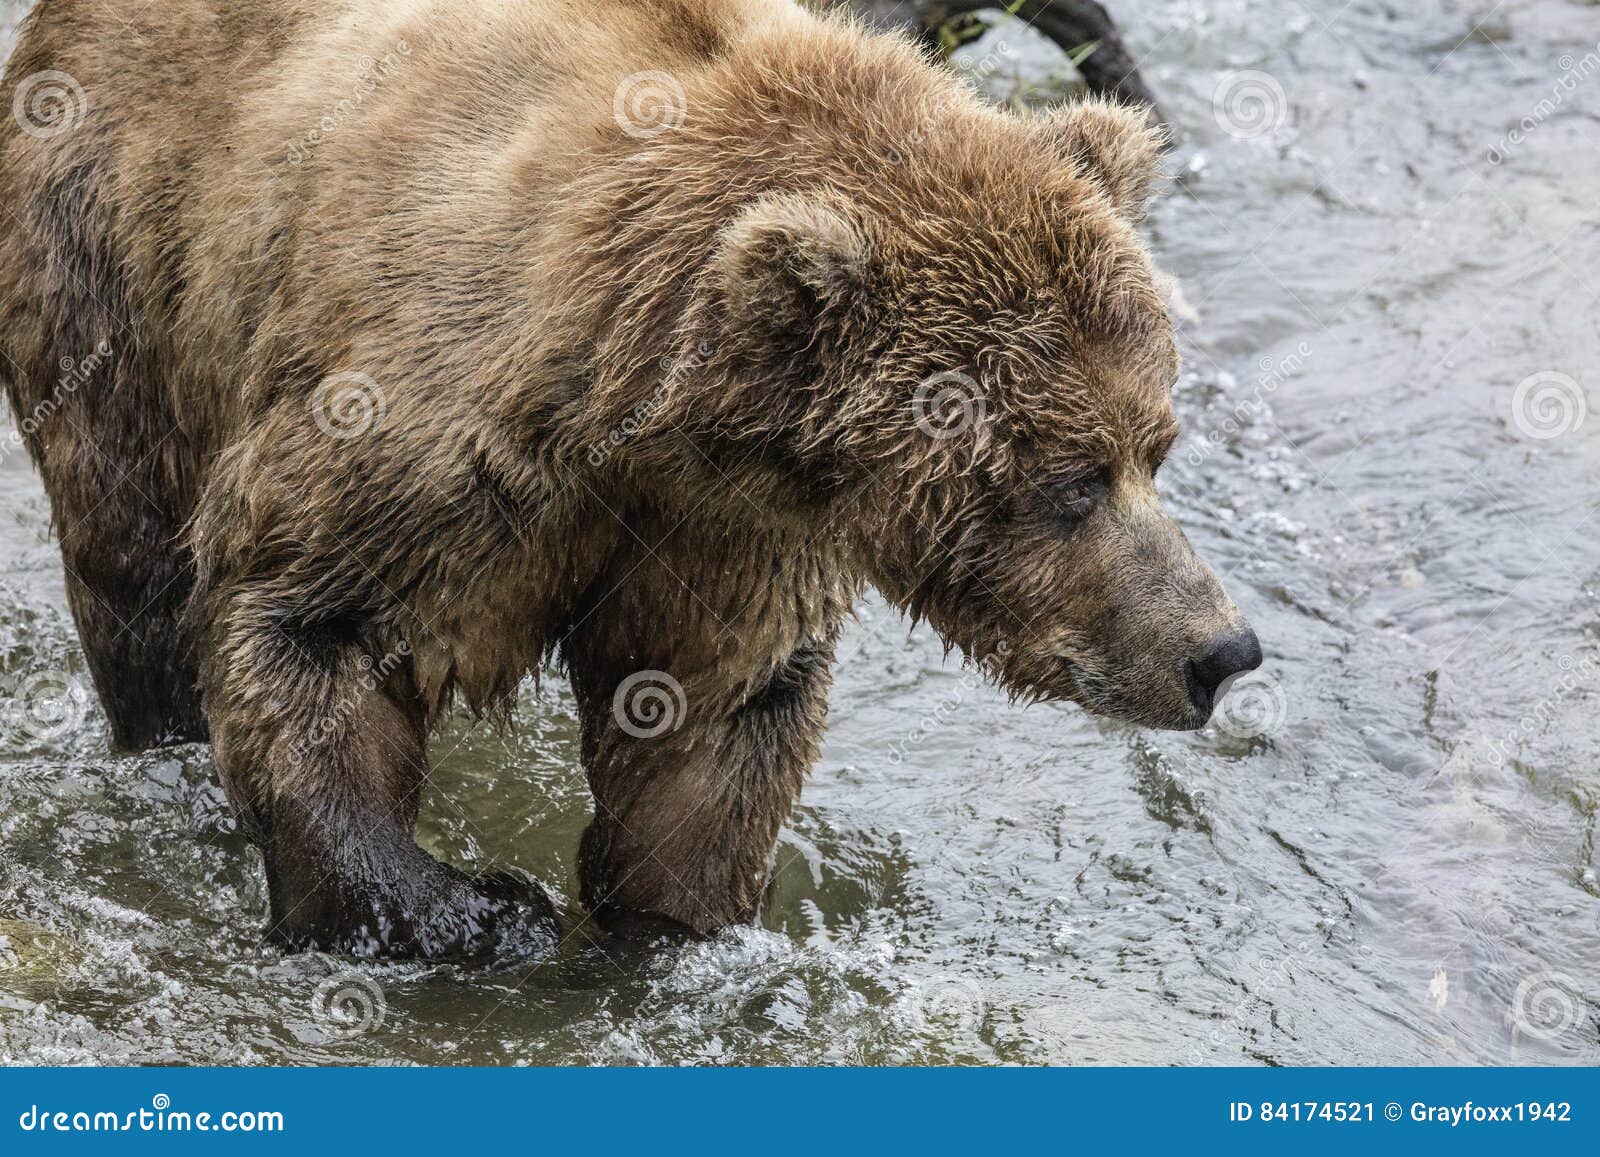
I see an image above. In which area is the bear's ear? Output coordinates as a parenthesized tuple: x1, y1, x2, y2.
(1038, 97, 1167, 219)
(714, 192, 873, 344)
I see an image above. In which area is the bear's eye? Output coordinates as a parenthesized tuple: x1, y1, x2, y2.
(1149, 426, 1180, 479)
(1030, 468, 1110, 529)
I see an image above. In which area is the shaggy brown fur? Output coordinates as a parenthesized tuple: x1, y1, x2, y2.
(0, 0, 1257, 956)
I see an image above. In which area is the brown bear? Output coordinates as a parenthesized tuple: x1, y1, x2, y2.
(0, 0, 1260, 957)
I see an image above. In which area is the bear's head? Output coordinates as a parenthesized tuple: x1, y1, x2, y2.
(689, 96, 1259, 731)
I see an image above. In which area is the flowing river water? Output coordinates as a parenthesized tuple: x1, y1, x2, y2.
(1, 0, 1598, 1065)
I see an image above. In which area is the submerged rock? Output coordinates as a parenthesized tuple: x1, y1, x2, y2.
(0, 918, 82, 1004)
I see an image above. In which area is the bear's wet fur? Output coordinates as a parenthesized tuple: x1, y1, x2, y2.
(1, 0, 1254, 956)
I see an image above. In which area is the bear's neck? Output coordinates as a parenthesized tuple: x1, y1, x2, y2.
(504, 11, 987, 445)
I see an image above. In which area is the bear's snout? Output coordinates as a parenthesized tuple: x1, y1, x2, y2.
(1184, 626, 1263, 717)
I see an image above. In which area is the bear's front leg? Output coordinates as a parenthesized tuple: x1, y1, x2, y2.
(568, 629, 839, 936)
(205, 600, 554, 958)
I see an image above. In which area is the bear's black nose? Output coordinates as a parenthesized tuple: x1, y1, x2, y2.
(1187, 627, 1263, 711)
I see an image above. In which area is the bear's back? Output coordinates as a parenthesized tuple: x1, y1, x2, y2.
(0, 0, 807, 436)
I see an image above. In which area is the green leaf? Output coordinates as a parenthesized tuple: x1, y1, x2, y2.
(1067, 39, 1102, 68)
